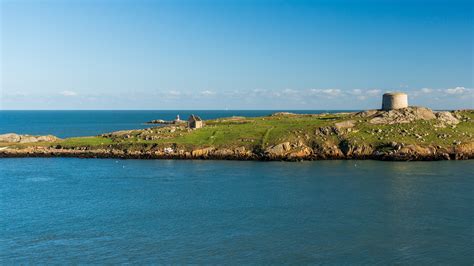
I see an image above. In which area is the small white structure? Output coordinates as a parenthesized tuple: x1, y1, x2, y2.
(173, 114, 186, 124)
(382, 92, 408, 110)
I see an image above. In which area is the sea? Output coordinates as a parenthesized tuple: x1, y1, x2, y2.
(0, 110, 342, 138)
(0, 111, 473, 264)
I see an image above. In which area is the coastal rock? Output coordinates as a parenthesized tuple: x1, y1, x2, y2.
(0, 133, 60, 143)
(271, 112, 296, 116)
(1, 141, 473, 161)
(334, 120, 355, 129)
(392, 144, 438, 160)
(314, 141, 344, 159)
(366, 107, 436, 124)
(265, 142, 291, 156)
(435, 111, 459, 126)
(339, 140, 373, 157)
(233, 146, 253, 158)
(351, 144, 374, 157)
(355, 109, 378, 117)
(287, 146, 312, 159)
(317, 126, 334, 136)
(264, 142, 313, 159)
(0, 133, 21, 143)
(454, 142, 474, 159)
(191, 147, 215, 157)
(212, 148, 234, 158)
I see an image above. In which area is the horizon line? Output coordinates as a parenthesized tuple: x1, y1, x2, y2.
(0, 109, 364, 111)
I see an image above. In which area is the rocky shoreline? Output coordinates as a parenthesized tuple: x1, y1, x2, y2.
(1, 141, 472, 161)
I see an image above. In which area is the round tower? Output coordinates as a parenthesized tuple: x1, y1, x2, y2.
(382, 92, 408, 110)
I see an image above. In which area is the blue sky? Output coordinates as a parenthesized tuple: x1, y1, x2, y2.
(1, 0, 472, 110)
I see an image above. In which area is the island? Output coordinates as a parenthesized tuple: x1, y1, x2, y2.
(0, 105, 473, 161)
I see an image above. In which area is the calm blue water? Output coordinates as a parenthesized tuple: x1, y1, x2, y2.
(1, 111, 473, 263)
(1, 159, 473, 264)
(0, 110, 346, 138)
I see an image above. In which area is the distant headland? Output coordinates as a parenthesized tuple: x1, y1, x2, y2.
(1, 93, 473, 161)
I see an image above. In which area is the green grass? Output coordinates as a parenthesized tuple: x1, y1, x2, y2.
(346, 116, 473, 147)
(136, 114, 361, 150)
(57, 137, 114, 148)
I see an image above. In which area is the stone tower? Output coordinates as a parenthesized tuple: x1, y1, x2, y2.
(382, 92, 408, 110)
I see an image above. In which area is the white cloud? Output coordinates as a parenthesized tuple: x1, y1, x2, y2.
(158, 90, 183, 100)
(60, 90, 78, 97)
(167, 90, 181, 96)
(200, 90, 216, 96)
(5, 85, 472, 110)
(310, 88, 342, 97)
(444, 86, 469, 95)
(282, 88, 298, 95)
(322, 89, 342, 96)
(251, 88, 267, 94)
(366, 89, 381, 96)
(309, 88, 381, 99)
(348, 89, 380, 100)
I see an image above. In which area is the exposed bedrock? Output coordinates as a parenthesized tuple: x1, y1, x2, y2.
(0, 133, 60, 143)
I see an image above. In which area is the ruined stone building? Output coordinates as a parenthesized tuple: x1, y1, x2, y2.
(188, 114, 203, 129)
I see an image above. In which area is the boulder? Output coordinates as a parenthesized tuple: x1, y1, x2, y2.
(435, 111, 459, 125)
(264, 142, 291, 157)
(334, 120, 355, 129)
(317, 126, 334, 136)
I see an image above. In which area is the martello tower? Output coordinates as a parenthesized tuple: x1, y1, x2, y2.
(382, 92, 408, 110)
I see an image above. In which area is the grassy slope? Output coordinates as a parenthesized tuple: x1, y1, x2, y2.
(2, 110, 473, 151)
(128, 113, 346, 150)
